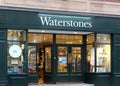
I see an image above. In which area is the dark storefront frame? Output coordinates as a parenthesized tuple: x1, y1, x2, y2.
(0, 8, 120, 86)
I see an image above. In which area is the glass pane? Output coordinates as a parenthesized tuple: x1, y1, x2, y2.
(87, 34, 95, 44)
(7, 42, 26, 74)
(97, 34, 110, 43)
(56, 35, 82, 44)
(28, 46, 37, 73)
(72, 47, 81, 72)
(7, 30, 26, 41)
(58, 47, 68, 72)
(87, 45, 95, 72)
(28, 33, 53, 44)
(96, 44, 111, 73)
(45, 47, 51, 72)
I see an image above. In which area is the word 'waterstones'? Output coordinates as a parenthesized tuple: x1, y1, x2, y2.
(40, 17, 92, 28)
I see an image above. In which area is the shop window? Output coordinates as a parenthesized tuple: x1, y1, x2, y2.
(56, 35, 82, 44)
(96, 44, 111, 72)
(87, 34, 111, 73)
(7, 30, 27, 74)
(96, 34, 111, 73)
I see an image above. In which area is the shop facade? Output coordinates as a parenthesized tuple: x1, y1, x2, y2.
(0, 9, 120, 86)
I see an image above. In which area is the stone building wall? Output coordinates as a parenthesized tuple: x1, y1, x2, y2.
(0, 0, 119, 15)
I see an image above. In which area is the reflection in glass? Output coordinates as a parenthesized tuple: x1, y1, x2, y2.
(58, 47, 67, 72)
(72, 47, 81, 72)
(28, 46, 37, 73)
(45, 47, 51, 72)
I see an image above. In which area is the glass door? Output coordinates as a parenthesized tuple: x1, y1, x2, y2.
(28, 44, 38, 83)
(28, 45, 37, 74)
(57, 45, 82, 81)
(45, 47, 51, 72)
(71, 47, 81, 72)
(58, 46, 68, 72)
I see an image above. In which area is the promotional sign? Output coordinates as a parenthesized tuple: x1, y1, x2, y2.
(9, 45, 22, 58)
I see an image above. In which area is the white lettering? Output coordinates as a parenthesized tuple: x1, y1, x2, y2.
(57, 20, 63, 26)
(40, 17, 50, 25)
(40, 16, 92, 28)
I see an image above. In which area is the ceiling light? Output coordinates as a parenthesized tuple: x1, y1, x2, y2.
(28, 30, 93, 35)
(41, 30, 45, 32)
(73, 32, 77, 34)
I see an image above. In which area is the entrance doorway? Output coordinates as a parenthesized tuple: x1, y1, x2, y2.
(28, 33, 53, 83)
(28, 44, 52, 83)
(27, 31, 92, 83)
(57, 45, 83, 81)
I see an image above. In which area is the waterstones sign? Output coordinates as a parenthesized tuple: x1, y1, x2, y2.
(38, 14, 92, 29)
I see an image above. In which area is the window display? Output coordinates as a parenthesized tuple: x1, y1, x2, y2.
(7, 30, 27, 74)
(87, 34, 111, 73)
(96, 34, 111, 73)
(7, 42, 26, 74)
(96, 44, 111, 72)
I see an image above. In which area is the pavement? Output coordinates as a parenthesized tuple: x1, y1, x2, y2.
(29, 83, 94, 86)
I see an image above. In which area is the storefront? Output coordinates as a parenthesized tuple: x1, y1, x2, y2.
(0, 9, 120, 86)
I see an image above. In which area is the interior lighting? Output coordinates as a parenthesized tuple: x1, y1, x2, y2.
(41, 30, 45, 32)
(73, 32, 77, 34)
(33, 40, 36, 43)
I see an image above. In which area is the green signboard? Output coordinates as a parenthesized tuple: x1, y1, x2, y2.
(0, 9, 120, 33)
(38, 14, 92, 30)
